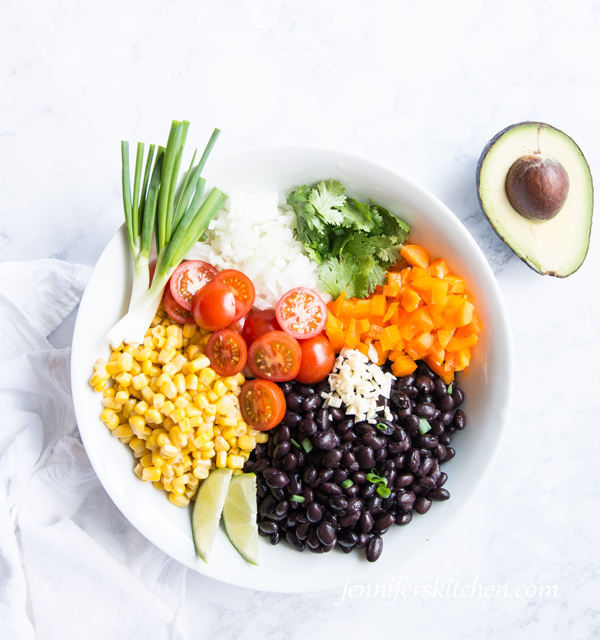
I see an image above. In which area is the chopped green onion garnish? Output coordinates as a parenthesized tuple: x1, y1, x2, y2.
(418, 418, 431, 434)
(376, 423, 387, 431)
(290, 438, 301, 449)
(377, 486, 391, 498)
(301, 438, 313, 453)
(366, 471, 387, 486)
(447, 383, 453, 394)
(290, 495, 305, 503)
(340, 479, 353, 489)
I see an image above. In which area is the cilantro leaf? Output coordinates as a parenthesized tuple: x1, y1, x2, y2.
(340, 200, 375, 232)
(372, 200, 411, 243)
(308, 180, 346, 226)
(343, 234, 377, 260)
(318, 257, 358, 299)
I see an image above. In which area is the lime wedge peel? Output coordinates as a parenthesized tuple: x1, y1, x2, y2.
(192, 468, 233, 563)
(222, 473, 259, 566)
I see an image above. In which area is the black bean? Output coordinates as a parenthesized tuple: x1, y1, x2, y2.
(452, 387, 464, 408)
(315, 408, 329, 431)
(338, 531, 358, 549)
(439, 432, 452, 446)
(418, 435, 438, 449)
(274, 426, 291, 444)
(415, 496, 432, 514)
(395, 473, 414, 488)
(303, 486, 314, 504)
(303, 394, 322, 412)
(329, 407, 345, 422)
(323, 449, 342, 469)
(270, 532, 281, 545)
(329, 497, 348, 511)
(351, 470, 367, 485)
(417, 362, 435, 379)
(365, 495, 383, 513)
(279, 382, 294, 395)
(374, 512, 395, 531)
(289, 474, 302, 496)
(259, 494, 277, 518)
(374, 448, 388, 463)
(415, 375, 433, 394)
(282, 411, 302, 428)
(395, 511, 413, 526)
(286, 531, 305, 551)
(317, 521, 336, 546)
(439, 394, 455, 411)
(356, 446, 376, 469)
(429, 488, 451, 501)
(259, 521, 279, 535)
(361, 483, 377, 499)
(296, 522, 310, 540)
(436, 472, 448, 488)
(415, 403, 436, 419)
(274, 442, 291, 460)
(408, 449, 421, 473)
(454, 409, 466, 430)
(390, 390, 411, 410)
(366, 536, 383, 562)
(306, 502, 323, 523)
(265, 471, 289, 489)
(252, 458, 270, 474)
(397, 374, 416, 388)
(298, 418, 317, 437)
(315, 380, 330, 395)
(404, 414, 420, 434)
(433, 444, 447, 460)
(355, 511, 372, 534)
(339, 512, 361, 528)
(317, 468, 333, 483)
(321, 482, 342, 496)
(396, 491, 416, 509)
(283, 453, 298, 471)
(388, 440, 410, 454)
(314, 430, 340, 450)
(402, 386, 419, 399)
(432, 378, 447, 397)
(419, 476, 437, 490)
(295, 384, 315, 396)
(286, 392, 304, 412)
(362, 433, 386, 450)
(440, 447, 456, 464)
(274, 500, 290, 518)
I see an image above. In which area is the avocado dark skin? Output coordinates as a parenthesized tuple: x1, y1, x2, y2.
(505, 154, 570, 221)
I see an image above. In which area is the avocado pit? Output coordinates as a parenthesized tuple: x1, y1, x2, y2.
(505, 154, 570, 221)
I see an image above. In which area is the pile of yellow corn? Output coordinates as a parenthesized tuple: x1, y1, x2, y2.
(89, 304, 267, 508)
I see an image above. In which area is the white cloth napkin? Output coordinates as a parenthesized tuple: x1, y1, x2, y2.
(0, 260, 187, 640)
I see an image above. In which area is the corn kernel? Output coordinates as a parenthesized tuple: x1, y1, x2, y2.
(161, 443, 180, 458)
(223, 376, 239, 391)
(162, 362, 177, 377)
(219, 416, 238, 428)
(189, 416, 203, 428)
(234, 422, 248, 437)
(142, 466, 162, 482)
(215, 395, 233, 415)
(215, 451, 227, 468)
(227, 455, 245, 469)
(129, 360, 142, 376)
(255, 432, 269, 444)
(129, 437, 147, 454)
(102, 387, 116, 398)
(94, 380, 107, 392)
(214, 436, 230, 452)
(194, 394, 209, 410)
(235, 373, 246, 385)
(162, 464, 174, 479)
(201, 449, 216, 459)
(160, 379, 177, 399)
(134, 463, 144, 479)
(207, 390, 219, 403)
(115, 372, 132, 387)
(151, 451, 164, 467)
(102, 397, 120, 411)
(168, 492, 190, 507)
(238, 435, 256, 451)
(153, 480, 165, 491)
(170, 426, 187, 448)
(114, 390, 129, 404)
(152, 325, 166, 337)
(169, 407, 185, 424)
(172, 474, 190, 488)
(144, 408, 162, 424)
(153, 335, 166, 349)
(193, 466, 210, 480)
(117, 352, 133, 372)
(131, 373, 148, 391)
(174, 396, 189, 410)
(204, 404, 217, 416)
(171, 484, 185, 496)
(179, 418, 192, 435)
(190, 356, 211, 374)
(135, 401, 149, 415)
(141, 360, 153, 376)
(129, 415, 146, 437)
(183, 324, 197, 339)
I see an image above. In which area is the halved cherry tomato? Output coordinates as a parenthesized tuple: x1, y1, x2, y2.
(192, 280, 236, 331)
(241, 308, 281, 347)
(295, 335, 336, 385)
(170, 260, 218, 311)
(248, 330, 301, 382)
(164, 285, 195, 324)
(213, 269, 255, 322)
(206, 329, 248, 377)
(276, 287, 327, 340)
(239, 379, 286, 431)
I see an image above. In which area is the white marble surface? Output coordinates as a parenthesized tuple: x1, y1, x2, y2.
(2, 0, 599, 637)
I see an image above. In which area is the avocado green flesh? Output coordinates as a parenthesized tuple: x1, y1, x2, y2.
(477, 122, 593, 277)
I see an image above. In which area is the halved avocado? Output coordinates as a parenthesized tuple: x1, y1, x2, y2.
(477, 122, 593, 277)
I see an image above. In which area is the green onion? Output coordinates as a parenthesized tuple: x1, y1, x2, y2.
(377, 486, 391, 498)
(290, 438, 301, 449)
(301, 438, 313, 453)
(106, 121, 225, 348)
(290, 495, 305, 503)
(447, 383, 453, 395)
(418, 418, 431, 434)
(366, 470, 387, 487)
(376, 423, 387, 431)
(340, 479, 353, 489)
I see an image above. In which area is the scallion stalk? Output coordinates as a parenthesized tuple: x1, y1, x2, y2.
(106, 121, 225, 348)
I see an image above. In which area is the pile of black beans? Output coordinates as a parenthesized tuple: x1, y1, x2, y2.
(244, 361, 466, 562)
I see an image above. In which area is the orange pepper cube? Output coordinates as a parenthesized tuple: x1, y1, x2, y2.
(444, 274, 465, 294)
(411, 275, 436, 292)
(370, 294, 387, 317)
(328, 291, 346, 317)
(405, 332, 434, 360)
(351, 299, 372, 319)
(446, 333, 478, 353)
(401, 288, 421, 313)
(428, 258, 450, 279)
(339, 300, 356, 319)
(392, 355, 418, 377)
(383, 301, 399, 323)
(356, 318, 371, 335)
(431, 279, 449, 307)
(380, 324, 401, 352)
(407, 307, 434, 332)
(437, 325, 456, 349)
(401, 244, 430, 269)
(453, 348, 471, 371)
(399, 316, 417, 342)
(425, 355, 454, 385)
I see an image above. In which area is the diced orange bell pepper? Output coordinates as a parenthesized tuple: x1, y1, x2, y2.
(356, 318, 371, 335)
(430, 279, 449, 308)
(425, 355, 455, 385)
(392, 355, 418, 377)
(429, 339, 445, 364)
(405, 331, 434, 360)
(391, 306, 407, 326)
(366, 324, 385, 340)
(380, 324, 401, 352)
(454, 299, 475, 327)
(411, 275, 436, 291)
(444, 274, 465, 294)
(356, 342, 370, 358)
(430, 312, 446, 330)
(370, 294, 387, 317)
(407, 307, 434, 332)
(328, 291, 346, 318)
(383, 301, 399, 323)
(427, 258, 450, 279)
(401, 244, 430, 269)
(345, 318, 360, 349)
(383, 272, 403, 298)
(401, 288, 421, 313)
(464, 290, 475, 303)
(453, 348, 471, 371)
(388, 349, 404, 362)
(399, 316, 417, 342)
(400, 268, 412, 286)
(408, 267, 429, 282)
(437, 325, 456, 349)
(326, 313, 346, 353)
(339, 299, 356, 319)
(457, 312, 484, 337)
(351, 299, 372, 319)
(372, 341, 390, 366)
(446, 333, 478, 353)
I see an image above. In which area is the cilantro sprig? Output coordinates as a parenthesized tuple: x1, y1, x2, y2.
(287, 180, 410, 299)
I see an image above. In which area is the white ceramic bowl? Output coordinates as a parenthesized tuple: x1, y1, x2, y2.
(71, 146, 513, 593)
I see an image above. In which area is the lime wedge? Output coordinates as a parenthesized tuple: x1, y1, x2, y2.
(192, 468, 233, 563)
(222, 473, 259, 566)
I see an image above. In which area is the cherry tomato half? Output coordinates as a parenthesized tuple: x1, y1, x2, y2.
(295, 335, 336, 385)
(213, 269, 255, 322)
(241, 308, 281, 347)
(248, 330, 301, 382)
(170, 260, 218, 311)
(239, 379, 286, 431)
(192, 280, 236, 331)
(276, 287, 328, 340)
(164, 285, 196, 324)
(206, 329, 248, 377)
